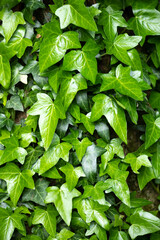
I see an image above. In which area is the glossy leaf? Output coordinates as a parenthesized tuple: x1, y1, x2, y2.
(22, 178, 49, 206)
(39, 21, 81, 72)
(55, 0, 97, 31)
(129, 209, 160, 239)
(63, 39, 99, 83)
(28, 93, 65, 150)
(105, 34, 142, 66)
(143, 114, 160, 149)
(1, 9, 25, 42)
(45, 183, 81, 225)
(123, 153, 152, 174)
(0, 208, 25, 240)
(32, 205, 57, 237)
(100, 64, 143, 101)
(82, 144, 106, 183)
(0, 163, 35, 205)
(99, 6, 127, 41)
(91, 94, 127, 143)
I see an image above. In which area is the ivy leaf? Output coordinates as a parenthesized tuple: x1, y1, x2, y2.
(32, 205, 57, 237)
(63, 131, 92, 161)
(0, 42, 14, 89)
(116, 94, 138, 124)
(22, 178, 49, 206)
(45, 183, 81, 225)
(83, 181, 111, 206)
(82, 144, 106, 184)
(0, 163, 35, 206)
(123, 153, 152, 174)
(91, 94, 127, 143)
(138, 167, 155, 190)
(23, 146, 44, 170)
(54, 228, 75, 240)
(128, 209, 160, 239)
(0, 9, 25, 42)
(105, 33, 142, 66)
(152, 142, 160, 178)
(105, 178, 130, 206)
(109, 229, 129, 240)
(28, 93, 65, 150)
(143, 114, 160, 149)
(80, 113, 95, 135)
(55, 0, 97, 31)
(39, 21, 81, 72)
(74, 197, 110, 230)
(34, 140, 72, 175)
(6, 95, 24, 112)
(23, 0, 45, 10)
(99, 6, 127, 41)
(0, 207, 25, 240)
(59, 73, 87, 111)
(63, 39, 99, 83)
(99, 138, 124, 174)
(0, 136, 27, 165)
(8, 26, 32, 58)
(60, 163, 85, 191)
(86, 222, 107, 240)
(129, 9, 160, 44)
(100, 64, 143, 101)
(149, 91, 160, 112)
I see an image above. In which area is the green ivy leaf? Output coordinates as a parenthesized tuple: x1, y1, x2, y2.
(6, 95, 24, 112)
(83, 181, 111, 206)
(123, 153, 152, 174)
(0, 207, 25, 240)
(32, 205, 57, 237)
(8, 26, 32, 58)
(23, 0, 45, 10)
(0, 163, 35, 206)
(0, 9, 25, 42)
(59, 73, 87, 111)
(63, 39, 99, 83)
(74, 197, 110, 230)
(105, 33, 142, 66)
(99, 6, 127, 41)
(100, 64, 143, 100)
(129, 9, 160, 44)
(82, 144, 106, 183)
(0, 136, 27, 165)
(99, 138, 124, 174)
(91, 94, 127, 143)
(80, 113, 95, 135)
(109, 229, 129, 240)
(86, 222, 107, 240)
(34, 140, 72, 175)
(39, 21, 81, 72)
(60, 163, 85, 191)
(45, 183, 81, 225)
(128, 209, 160, 239)
(143, 114, 160, 149)
(22, 178, 49, 206)
(138, 167, 155, 190)
(149, 91, 160, 112)
(28, 93, 65, 150)
(55, 0, 97, 31)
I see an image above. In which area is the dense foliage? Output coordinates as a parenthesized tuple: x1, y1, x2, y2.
(0, 0, 160, 239)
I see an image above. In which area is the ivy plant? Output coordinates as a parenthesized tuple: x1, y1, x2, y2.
(0, 0, 160, 239)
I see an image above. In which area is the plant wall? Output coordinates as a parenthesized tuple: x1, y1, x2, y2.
(0, 0, 160, 239)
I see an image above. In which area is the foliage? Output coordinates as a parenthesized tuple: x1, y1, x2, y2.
(0, 0, 160, 239)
